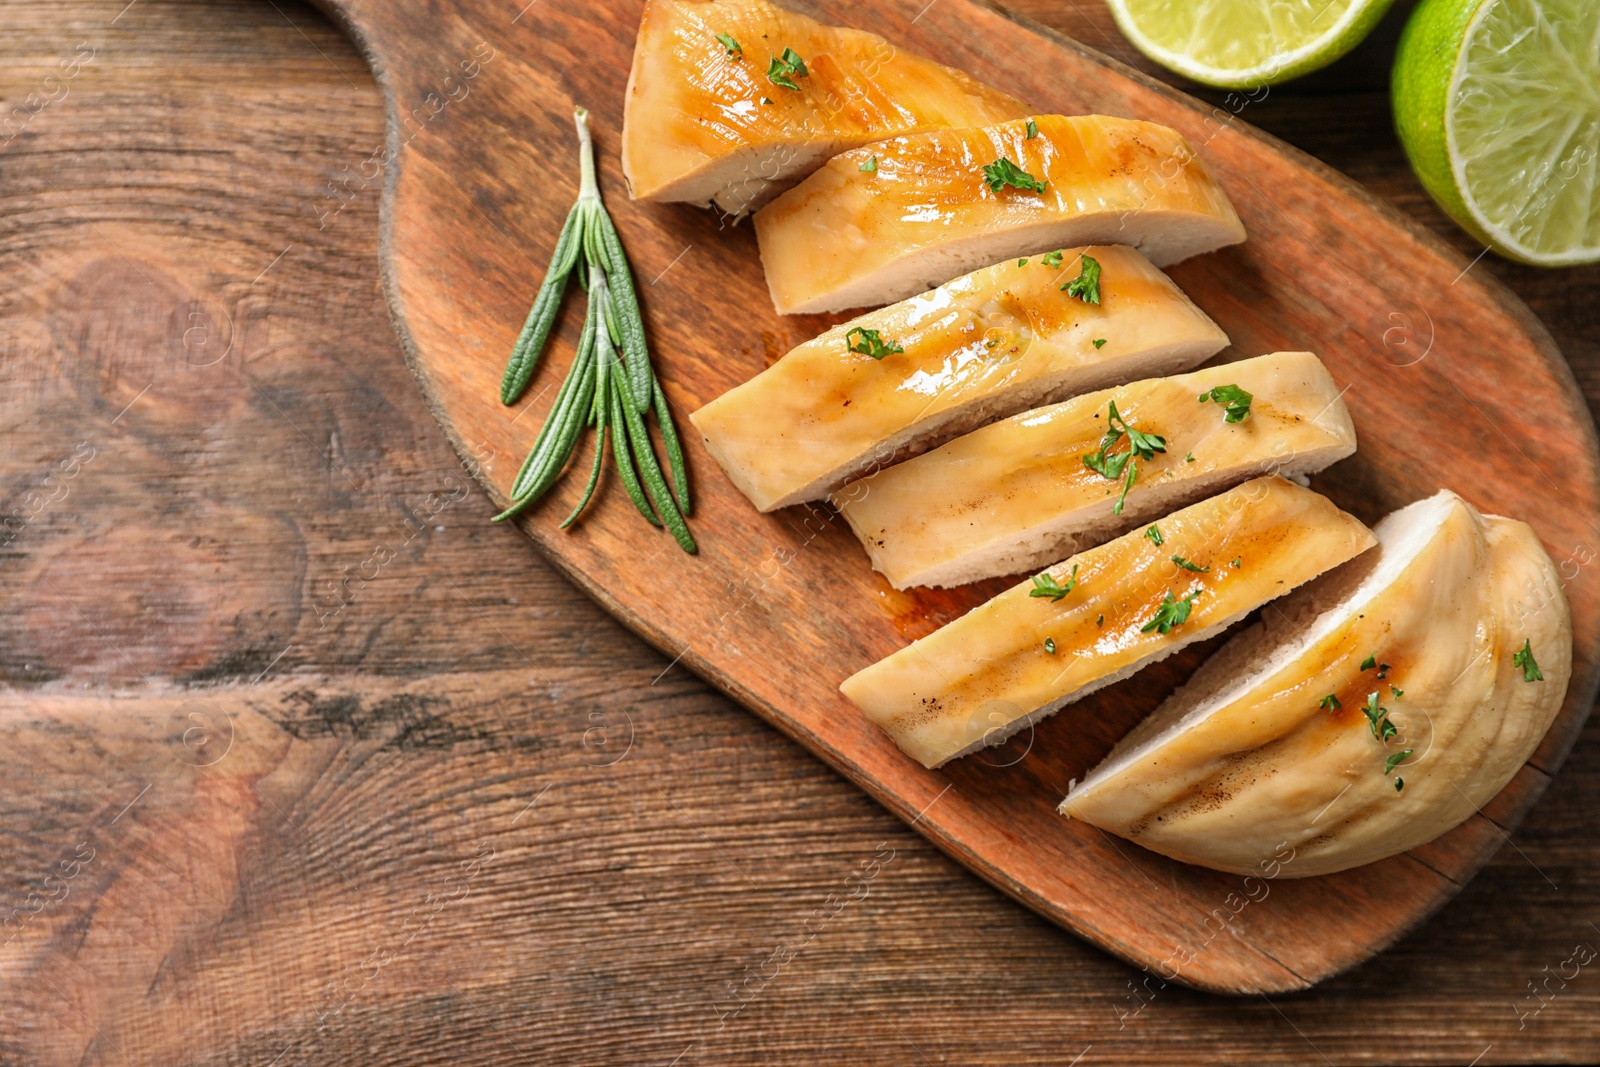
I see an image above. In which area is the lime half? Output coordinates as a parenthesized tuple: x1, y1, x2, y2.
(1106, 0, 1399, 89)
(1395, 0, 1600, 266)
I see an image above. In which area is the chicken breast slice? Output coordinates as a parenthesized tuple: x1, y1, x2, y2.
(690, 245, 1228, 513)
(836, 351, 1356, 588)
(1060, 489, 1572, 878)
(755, 114, 1246, 314)
(841, 478, 1375, 769)
(622, 0, 1030, 215)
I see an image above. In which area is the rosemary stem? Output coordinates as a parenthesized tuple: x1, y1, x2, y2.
(575, 107, 598, 202)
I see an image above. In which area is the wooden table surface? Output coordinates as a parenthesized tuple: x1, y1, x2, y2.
(2, 1, 1597, 1063)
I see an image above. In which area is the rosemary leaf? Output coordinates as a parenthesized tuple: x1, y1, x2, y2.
(607, 365, 659, 527)
(653, 377, 692, 515)
(561, 416, 609, 528)
(562, 346, 612, 528)
(615, 367, 696, 552)
(501, 202, 584, 404)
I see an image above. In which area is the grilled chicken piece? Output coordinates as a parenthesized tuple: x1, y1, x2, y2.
(841, 478, 1375, 769)
(755, 114, 1246, 314)
(622, 0, 1030, 215)
(690, 246, 1227, 512)
(837, 351, 1355, 588)
(1060, 490, 1571, 878)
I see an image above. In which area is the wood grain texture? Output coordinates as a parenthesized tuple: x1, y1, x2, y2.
(1, 0, 1599, 1062)
(314, 0, 1600, 993)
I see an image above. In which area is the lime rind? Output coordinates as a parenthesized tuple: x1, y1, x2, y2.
(1394, 0, 1485, 237)
(1107, 0, 1400, 89)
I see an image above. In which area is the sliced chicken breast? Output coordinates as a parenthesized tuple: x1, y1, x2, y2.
(755, 114, 1246, 314)
(1060, 490, 1572, 878)
(836, 351, 1355, 588)
(841, 478, 1375, 769)
(622, 0, 1030, 215)
(690, 246, 1227, 513)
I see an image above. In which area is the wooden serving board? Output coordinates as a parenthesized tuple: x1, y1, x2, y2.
(315, 0, 1600, 993)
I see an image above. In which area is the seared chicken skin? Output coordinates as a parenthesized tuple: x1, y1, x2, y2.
(837, 351, 1356, 588)
(755, 114, 1246, 314)
(622, 0, 1029, 215)
(1061, 490, 1572, 878)
(841, 478, 1375, 769)
(691, 246, 1227, 512)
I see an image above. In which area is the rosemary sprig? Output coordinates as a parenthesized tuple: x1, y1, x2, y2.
(494, 107, 693, 553)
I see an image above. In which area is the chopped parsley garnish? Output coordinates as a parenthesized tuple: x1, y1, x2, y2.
(845, 326, 903, 360)
(1390, 685, 1404, 699)
(1029, 564, 1078, 602)
(1513, 639, 1543, 682)
(1186, 451, 1196, 463)
(761, 97, 773, 105)
(1095, 614, 1104, 627)
(766, 47, 808, 90)
(1171, 555, 1209, 573)
(982, 157, 1047, 195)
(1093, 338, 1107, 349)
(1360, 654, 1376, 671)
(715, 32, 743, 56)
(1041, 249, 1064, 269)
(1025, 118, 1039, 139)
(860, 155, 878, 173)
(1061, 254, 1102, 304)
(1319, 693, 1342, 711)
(1395, 778, 1405, 792)
(1362, 691, 1398, 742)
(1044, 637, 1057, 655)
(1141, 589, 1199, 635)
(1081, 400, 1166, 515)
(1384, 749, 1414, 776)
(1017, 258, 1029, 267)
(1144, 525, 1164, 546)
(1231, 557, 1241, 568)
(1198, 383, 1253, 423)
